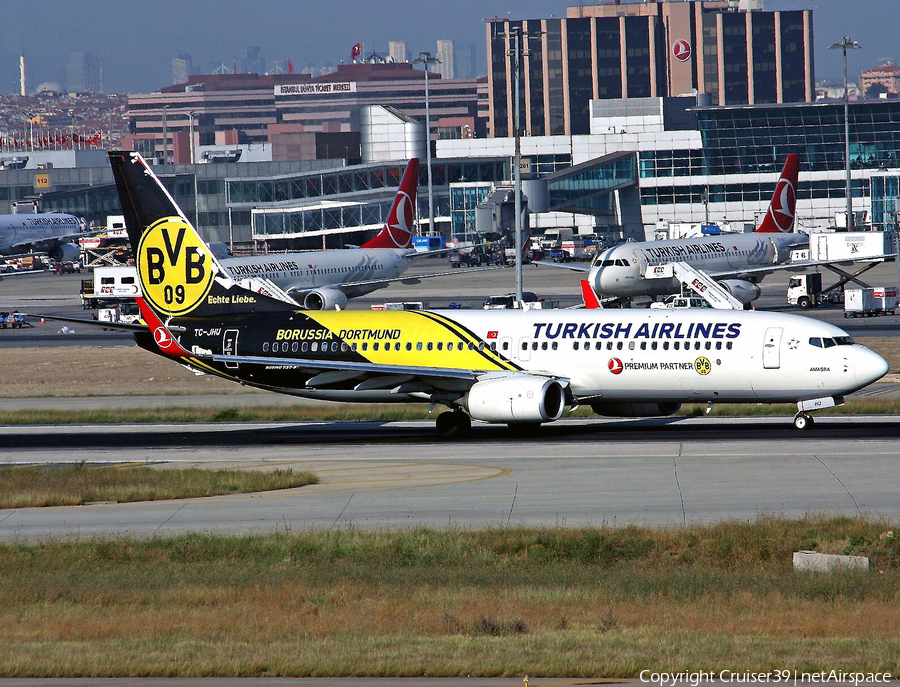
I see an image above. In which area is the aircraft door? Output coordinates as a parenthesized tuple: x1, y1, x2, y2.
(518, 337, 531, 362)
(223, 329, 240, 369)
(762, 327, 782, 369)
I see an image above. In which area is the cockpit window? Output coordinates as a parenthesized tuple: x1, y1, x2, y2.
(615, 259, 629, 267)
(602, 259, 616, 267)
(810, 336, 854, 348)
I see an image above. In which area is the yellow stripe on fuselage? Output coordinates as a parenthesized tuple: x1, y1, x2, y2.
(306, 310, 516, 371)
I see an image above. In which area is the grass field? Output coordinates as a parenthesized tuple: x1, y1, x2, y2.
(0, 520, 897, 677)
(0, 464, 318, 508)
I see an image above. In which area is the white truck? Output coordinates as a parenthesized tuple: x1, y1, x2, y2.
(80, 266, 140, 309)
(844, 287, 898, 318)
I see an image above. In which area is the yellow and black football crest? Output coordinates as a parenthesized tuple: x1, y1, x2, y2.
(137, 217, 214, 317)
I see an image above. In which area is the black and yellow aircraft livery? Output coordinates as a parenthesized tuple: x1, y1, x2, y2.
(103, 151, 887, 436)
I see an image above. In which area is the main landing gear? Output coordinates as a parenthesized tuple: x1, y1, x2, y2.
(435, 410, 472, 439)
(793, 412, 815, 430)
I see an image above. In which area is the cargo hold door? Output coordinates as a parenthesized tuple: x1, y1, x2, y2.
(762, 327, 782, 369)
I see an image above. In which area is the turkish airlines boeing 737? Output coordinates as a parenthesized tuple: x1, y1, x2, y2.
(32, 151, 888, 438)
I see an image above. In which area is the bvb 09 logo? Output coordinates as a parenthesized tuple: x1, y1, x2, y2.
(694, 356, 712, 376)
(138, 217, 214, 316)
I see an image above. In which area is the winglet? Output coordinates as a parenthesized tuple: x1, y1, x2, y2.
(756, 154, 800, 234)
(580, 280, 602, 309)
(360, 158, 419, 249)
(135, 297, 192, 358)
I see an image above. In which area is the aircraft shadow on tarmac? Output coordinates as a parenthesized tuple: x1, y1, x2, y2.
(4, 417, 900, 451)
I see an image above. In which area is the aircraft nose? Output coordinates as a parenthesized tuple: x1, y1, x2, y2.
(855, 347, 889, 387)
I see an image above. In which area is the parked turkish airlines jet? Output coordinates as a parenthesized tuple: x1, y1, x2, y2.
(33, 151, 888, 438)
(545, 155, 806, 306)
(219, 158, 471, 309)
(0, 212, 89, 261)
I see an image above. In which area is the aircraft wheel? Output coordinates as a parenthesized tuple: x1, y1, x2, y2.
(436, 411, 471, 439)
(793, 413, 814, 430)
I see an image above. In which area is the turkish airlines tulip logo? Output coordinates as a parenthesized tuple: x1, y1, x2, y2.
(608, 357, 623, 375)
(154, 326, 174, 350)
(767, 177, 796, 233)
(673, 40, 692, 62)
(386, 191, 414, 248)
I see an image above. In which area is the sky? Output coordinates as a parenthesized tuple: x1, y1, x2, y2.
(0, 0, 893, 95)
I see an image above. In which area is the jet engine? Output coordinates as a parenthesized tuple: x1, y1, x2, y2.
(718, 279, 761, 305)
(466, 374, 566, 424)
(590, 402, 681, 417)
(48, 242, 80, 263)
(302, 288, 349, 310)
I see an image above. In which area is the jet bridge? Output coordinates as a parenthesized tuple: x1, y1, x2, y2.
(645, 261, 744, 310)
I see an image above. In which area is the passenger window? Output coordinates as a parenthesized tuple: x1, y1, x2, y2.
(292, 342, 299, 352)
(715, 341, 722, 350)
(373, 343, 379, 351)
(652, 342, 658, 350)
(551, 342, 558, 350)
(468, 342, 475, 350)
(522, 341, 528, 351)
(673, 342, 679, 350)
(406, 342, 412, 351)
(416, 342, 422, 351)
(263, 342, 269, 352)
(629, 341, 635, 350)
(478, 342, 485, 351)
(362, 342, 368, 351)
(595, 341, 602, 350)
(640, 342, 647, 350)
(502, 341, 509, 351)
(726, 341, 733, 350)
(532, 341, 538, 350)
(541, 342, 548, 351)
(705, 342, 711, 350)
(311, 342, 318, 352)
(457, 342, 464, 351)
(437, 342, 443, 351)
(427, 342, 433, 351)
(302, 342, 309, 352)
(606, 341, 612, 350)
(351, 343, 357, 352)
(574, 341, 580, 350)
(663, 342, 669, 350)
(695, 341, 701, 350)
(341, 343, 348, 353)
(617, 342, 623, 350)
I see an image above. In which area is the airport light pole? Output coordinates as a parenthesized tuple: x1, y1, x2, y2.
(188, 111, 197, 165)
(415, 52, 440, 236)
(829, 36, 860, 228)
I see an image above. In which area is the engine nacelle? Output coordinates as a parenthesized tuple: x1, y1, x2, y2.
(48, 242, 80, 263)
(718, 279, 761, 305)
(466, 375, 566, 424)
(590, 402, 682, 418)
(302, 288, 349, 310)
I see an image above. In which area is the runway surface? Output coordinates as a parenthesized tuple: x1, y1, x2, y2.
(3, 415, 899, 541)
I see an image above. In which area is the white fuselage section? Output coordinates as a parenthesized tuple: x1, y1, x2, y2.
(591, 233, 804, 298)
(221, 248, 412, 297)
(281, 308, 885, 406)
(0, 213, 85, 255)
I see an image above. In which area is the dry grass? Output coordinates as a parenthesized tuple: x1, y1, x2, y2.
(0, 464, 318, 508)
(0, 520, 898, 676)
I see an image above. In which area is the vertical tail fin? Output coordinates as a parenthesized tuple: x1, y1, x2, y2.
(360, 158, 419, 249)
(756, 154, 800, 234)
(109, 151, 284, 319)
(580, 280, 602, 309)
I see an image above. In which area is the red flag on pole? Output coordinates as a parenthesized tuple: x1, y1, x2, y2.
(288, 59, 294, 75)
(351, 42, 362, 61)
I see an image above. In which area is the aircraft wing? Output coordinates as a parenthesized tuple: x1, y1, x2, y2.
(334, 265, 506, 291)
(23, 312, 185, 334)
(532, 260, 591, 273)
(8, 227, 104, 253)
(706, 255, 896, 280)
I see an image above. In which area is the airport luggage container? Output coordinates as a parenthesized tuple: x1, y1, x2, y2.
(844, 287, 898, 318)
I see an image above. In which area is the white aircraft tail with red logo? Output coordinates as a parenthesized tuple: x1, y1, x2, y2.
(756, 154, 799, 234)
(360, 158, 419, 249)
